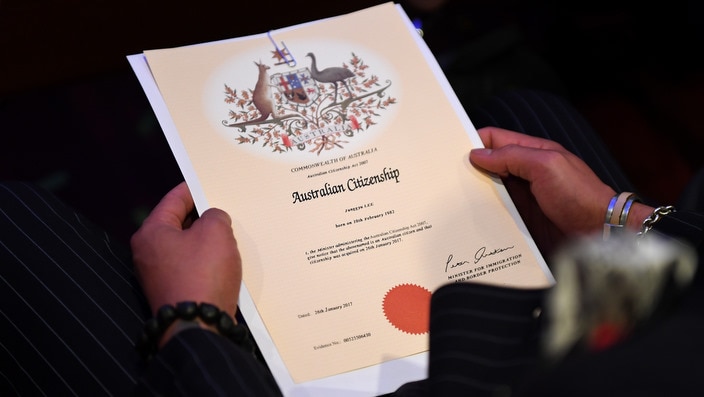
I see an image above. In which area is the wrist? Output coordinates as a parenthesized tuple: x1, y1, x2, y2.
(136, 301, 254, 361)
(158, 318, 219, 348)
(625, 202, 655, 232)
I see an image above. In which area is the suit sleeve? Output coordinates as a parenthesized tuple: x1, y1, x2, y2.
(426, 282, 546, 397)
(135, 328, 282, 396)
(652, 209, 704, 249)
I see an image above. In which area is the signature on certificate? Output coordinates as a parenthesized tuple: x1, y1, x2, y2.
(474, 245, 515, 264)
(444, 245, 516, 272)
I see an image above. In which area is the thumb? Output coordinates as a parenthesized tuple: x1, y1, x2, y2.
(471, 145, 548, 182)
(469, 148, 507, 177)
(199, 208, 232, 228)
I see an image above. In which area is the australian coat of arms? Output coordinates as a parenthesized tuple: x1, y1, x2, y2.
(222, 51, 396, 155)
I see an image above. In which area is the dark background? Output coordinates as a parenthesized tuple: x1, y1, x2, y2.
(2, 0, 703, 244)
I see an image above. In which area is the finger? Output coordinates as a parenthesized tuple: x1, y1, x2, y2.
(192, 208, 235, 242)
(470, 144, 554, 180)
(199, 208, 232, 228)
(143, 182, 195, 229)
(477, 127, 565, 151)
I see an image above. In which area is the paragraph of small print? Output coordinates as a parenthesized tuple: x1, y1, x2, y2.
(305, 221, 432, 264)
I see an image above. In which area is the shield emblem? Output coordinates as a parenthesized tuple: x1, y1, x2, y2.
(271, 68, 318, 106)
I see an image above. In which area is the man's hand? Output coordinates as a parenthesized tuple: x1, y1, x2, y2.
(470, 127, 618, 241)
(131, 182, 242, 317)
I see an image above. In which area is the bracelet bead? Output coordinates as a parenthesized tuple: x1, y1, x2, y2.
(144, 318, 161, 338)
(175, 301, 198, 320)
(156, 304, 176, 327)
(136, 301, 257, 362)
(199, 303, 220, 324)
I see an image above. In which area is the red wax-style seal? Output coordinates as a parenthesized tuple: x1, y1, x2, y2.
(382, 283, 432, 335)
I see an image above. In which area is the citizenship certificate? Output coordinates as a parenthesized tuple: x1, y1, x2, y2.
(128, 3, 554, 395)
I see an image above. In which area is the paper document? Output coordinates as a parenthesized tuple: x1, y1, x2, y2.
(128, 3, 554, 395)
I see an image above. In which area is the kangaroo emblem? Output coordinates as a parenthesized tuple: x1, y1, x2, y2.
(251, 61, 276, 122)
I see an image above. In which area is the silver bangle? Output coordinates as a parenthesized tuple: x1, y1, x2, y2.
(619, 194, 640, 225)
(604, 195, 619, 224)
(603, 192, 640, 240)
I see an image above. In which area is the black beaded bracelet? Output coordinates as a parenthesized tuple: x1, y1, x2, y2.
(136, 301, 256, 361)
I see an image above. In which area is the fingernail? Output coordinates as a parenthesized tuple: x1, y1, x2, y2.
(470, 148, 492, 155)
